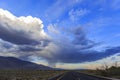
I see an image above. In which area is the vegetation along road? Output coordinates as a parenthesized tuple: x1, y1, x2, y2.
(49, 71, 118, 80)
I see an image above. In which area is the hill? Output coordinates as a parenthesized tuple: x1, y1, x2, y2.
(0, 56, 52, 70)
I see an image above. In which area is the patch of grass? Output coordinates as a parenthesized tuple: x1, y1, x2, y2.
(95, 66, 120, 78)
(0, 70, 68, 80)
(79, 64, 120, 79)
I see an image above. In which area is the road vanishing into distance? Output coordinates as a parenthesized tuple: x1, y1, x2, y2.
(49, 71, 117, 80)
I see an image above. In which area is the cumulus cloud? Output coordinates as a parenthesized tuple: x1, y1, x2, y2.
(0, 8, 50, 60)
(0, 8, 49, 45)
(0, 8, 120, 67)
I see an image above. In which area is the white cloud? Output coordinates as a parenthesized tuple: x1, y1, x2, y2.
(47, 24, 60, 35)
(0, 39, 18, 52)
(111, 0, 120, 10)
(45, 0, 82, 20)
(115, 34, 120, 37)
(69, 8, 89, 21)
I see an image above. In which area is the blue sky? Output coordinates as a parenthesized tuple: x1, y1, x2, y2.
(0, 0, 120, 69)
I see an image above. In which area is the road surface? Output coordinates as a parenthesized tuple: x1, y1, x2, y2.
(48, 71, 114, 80)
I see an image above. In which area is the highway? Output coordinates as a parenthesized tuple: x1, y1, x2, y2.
(49, 71, 114, 80)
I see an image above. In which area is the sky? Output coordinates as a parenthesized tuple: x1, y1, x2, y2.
(0, 0, 120, 69)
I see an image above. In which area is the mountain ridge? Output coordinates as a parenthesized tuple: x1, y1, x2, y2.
(0, 56, 53, 70)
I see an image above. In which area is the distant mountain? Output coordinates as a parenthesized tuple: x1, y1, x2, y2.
(0, 56, 53, 70)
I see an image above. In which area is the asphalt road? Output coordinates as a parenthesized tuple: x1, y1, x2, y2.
(49, 71, 113, 80)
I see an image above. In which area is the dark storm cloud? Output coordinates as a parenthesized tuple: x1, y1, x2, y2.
(71, 27, 95, 46)
(72, 27, 87, 45)
(39, 26, 120, 64)
(46, 46, 120, 63)
(0, 25, 40, 45)
(18, 46, 42, 52)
